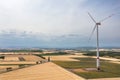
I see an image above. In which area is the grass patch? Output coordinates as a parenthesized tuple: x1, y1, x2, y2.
(53, 57, 120, 79)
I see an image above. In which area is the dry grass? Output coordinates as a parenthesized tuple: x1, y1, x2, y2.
(23, 55, 43, 61)
(4, 56, 19, 61)
(0, 62, 85, 80)
(0, 61, 36, 65)
(0, 54, 44, 73)
(1, 54, 43, 61)
(71, 68, 88, 72)
(0, 55, 43, 65)
(45, 55, 87, 61)
(0, 65, 18, 69)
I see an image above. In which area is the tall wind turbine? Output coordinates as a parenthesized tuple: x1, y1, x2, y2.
(88, 12, 115, 71)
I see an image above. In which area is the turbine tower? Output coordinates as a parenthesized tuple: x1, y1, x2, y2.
(88, 12, 115, 71)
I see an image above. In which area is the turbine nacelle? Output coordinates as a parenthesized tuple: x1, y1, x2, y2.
(96, 23, 101, 25)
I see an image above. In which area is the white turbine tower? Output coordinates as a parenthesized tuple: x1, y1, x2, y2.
(88, 12, 115, 71)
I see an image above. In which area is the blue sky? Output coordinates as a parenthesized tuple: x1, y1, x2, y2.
(0, 0, 120, 48)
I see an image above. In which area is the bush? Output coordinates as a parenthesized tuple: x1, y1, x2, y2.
(35, 54, 46, 59)
(0, 56, 5, 59)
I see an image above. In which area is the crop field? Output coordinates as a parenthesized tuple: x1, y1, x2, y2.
(0, 54, 43, 61)
(53, 57, 120, 79)
(42, 54, 87, 61)
(0, 65, 18, 69)
(1, 52, 120, 79)
(0, 54, 45, 73)
(4, 56, 19, 61)
(44, 55, 80, 61)
(22, 55, 44, 61)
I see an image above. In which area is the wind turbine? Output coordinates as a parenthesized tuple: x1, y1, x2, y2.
(88, 12, 115, 71)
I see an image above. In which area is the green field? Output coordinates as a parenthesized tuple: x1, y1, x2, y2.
(53, 57, 120, 79)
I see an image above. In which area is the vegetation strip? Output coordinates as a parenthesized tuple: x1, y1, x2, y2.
(83, 51, 120, 59)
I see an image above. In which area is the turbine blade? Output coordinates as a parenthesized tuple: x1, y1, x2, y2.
(100, 13, 115, 22)
(89, 24, 97, 41)
(88, 12, 96, 23)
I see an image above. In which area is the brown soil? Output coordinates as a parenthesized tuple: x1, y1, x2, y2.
(71, 68, 88, 72)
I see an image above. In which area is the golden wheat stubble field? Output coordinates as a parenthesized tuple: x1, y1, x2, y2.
(0, 54, 44, 72)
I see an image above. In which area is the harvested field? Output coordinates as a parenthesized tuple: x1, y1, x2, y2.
(89, 78, 120, 80)
(0, 65, 19, 73)
(0, 55, 44, 65)
(0, 65, 18, 69)
(0, 54, 46, 73)
(22, 55, 43, 61)
(45, 55, 87, 61)
(1, 54, 43, 61)
(0, 62, 85, 80)
(0, 61, 36, 65)
(4, 56, 19, 61)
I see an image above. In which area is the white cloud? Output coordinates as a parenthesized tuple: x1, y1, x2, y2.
(0, 0, 119, 47)
(0, 0, 88, 35)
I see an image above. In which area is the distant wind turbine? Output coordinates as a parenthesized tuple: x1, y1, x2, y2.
(88, 12, 115, 71)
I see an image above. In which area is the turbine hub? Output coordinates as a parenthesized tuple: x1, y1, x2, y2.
(96, 23, 101, 25)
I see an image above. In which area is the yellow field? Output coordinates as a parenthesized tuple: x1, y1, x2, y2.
(22, 55, 44, 61)
(4, 56, 19, 61)
(0, 62, 85, 80)
(45, 55, 87, 61)
(0, 65, 18, 69)
(1, 54, 43, 61)
(0, 54, 45, 73)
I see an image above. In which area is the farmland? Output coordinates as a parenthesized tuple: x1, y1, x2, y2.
(53, 57, 120, 79)
(0, 50, 120, 80)
(0, 54, 45, 73)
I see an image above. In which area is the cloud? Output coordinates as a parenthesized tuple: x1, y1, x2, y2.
(0, 30, 88, 48)
(0, 0, 89, 34)
(0, 0, 119, 48)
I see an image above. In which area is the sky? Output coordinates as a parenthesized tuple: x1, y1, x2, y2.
(0, 0, 120, 48)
